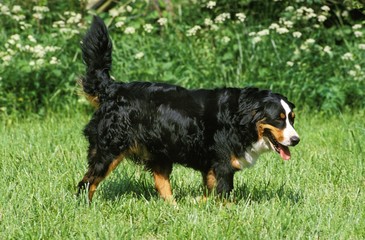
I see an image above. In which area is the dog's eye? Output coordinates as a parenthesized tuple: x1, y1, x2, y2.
(276, 113, 285, 121)
(289, 112, 295, 124)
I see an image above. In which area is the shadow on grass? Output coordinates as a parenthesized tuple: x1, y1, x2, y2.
(98, 173, 303, 204)
(99, 171, 157, 202)
(234, 182, 303, 204)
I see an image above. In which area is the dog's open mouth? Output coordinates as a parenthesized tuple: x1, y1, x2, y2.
(266, 132, 291, 160)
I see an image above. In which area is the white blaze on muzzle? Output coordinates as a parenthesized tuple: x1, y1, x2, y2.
(280, 100, 300, 146)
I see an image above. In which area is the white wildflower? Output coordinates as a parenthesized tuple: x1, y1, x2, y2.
(33, 44, 46, 58)
(1, 5, 10, 15)
(317, 15, 327, 22)
(2, 55, 12, 63)
(221, 36, 230, 43)
(115, 21, 125, 28)
(117, 6, 126, 14)
(67, 13, 82, 24)
(36, 58, 45, 66)
(305, 12, 317, 20)
(248, 32, 256, 36)
(157, 18, 167, 26)
(355, 64, 361, 70)
(286, 61, 294, 67)
(143, 24, 153, 33)
(348, 70, 356, 77)
(45, 46, 60, 52)
(33, 6, 49, 12)
(300, 44, 308, 51)
(352, 24, 362, 30)
(354, 31, 363, 38)
(109, 8, 119, 17)
(52, 20, 65, 28)
(323, 45, 331, 54)
(257, 29, 269, 36)
(33, 13, 44, 20)
(341, 52, 353, 61)
(126, 5, 133, 12)
(297, 6, 317, 20)
(236, 13, 246, 22)
(321, 6, 330, 12)
(11, 34, 20, 41)
(276, 27, 289, 34)
(124, 27, 135, 34)
(12, 14, 25, 21)
(215, 13, 230, 24)
(283, 20, 294, 28)
(285, 6, 294, 12)
(12, 5, 22, 13)
(28, 35, 37, 43)
(206, 1, 216, 9)
(7, 39, 16, 45)
(210, 24, 219, 31)
(134, 52, 144, 59)
(204, 18, 213, 26)
(252, 36, 261, 44)
(186, 25, 201, 36)
(305, 38, 315, 44)
(269, 23, 280, 30)
(359, 44, 365, 50)
(50, 57, 59, 65)
(292, 31, 302, 38)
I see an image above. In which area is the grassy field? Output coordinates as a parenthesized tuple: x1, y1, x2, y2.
(0, 110, 364, 239)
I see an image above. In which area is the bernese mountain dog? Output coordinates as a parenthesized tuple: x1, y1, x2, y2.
(77, 16, 300, 202)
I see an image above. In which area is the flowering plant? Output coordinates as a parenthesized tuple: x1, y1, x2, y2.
(0, 1, 364, 114)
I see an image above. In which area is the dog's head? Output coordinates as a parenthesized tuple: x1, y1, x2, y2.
(239, 89, 300, 160)
(256, 97, 300, 160)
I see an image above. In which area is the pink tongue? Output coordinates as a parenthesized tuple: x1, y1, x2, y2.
(279, 146, 291, 160)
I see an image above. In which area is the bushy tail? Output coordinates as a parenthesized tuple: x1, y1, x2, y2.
(80, 16, 113, 106)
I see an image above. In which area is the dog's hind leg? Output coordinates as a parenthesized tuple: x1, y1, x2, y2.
(77, 148, 124, 202)
(202, 169, 217, 197)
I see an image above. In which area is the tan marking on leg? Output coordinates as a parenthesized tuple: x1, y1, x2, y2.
(88, 177, 102, 202)
(87, 154, 125, 202)
(231, 155, 242, 170)
(153, 171, 175, 204)
(202, 169, 216, 198)
(105, 154, 125, 177)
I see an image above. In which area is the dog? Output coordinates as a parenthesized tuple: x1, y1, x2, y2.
(77, 16, 300, 202)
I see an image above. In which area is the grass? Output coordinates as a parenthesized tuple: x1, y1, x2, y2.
(0, 110, 364, 239)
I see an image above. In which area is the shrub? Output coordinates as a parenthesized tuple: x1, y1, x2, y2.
(0, 1, 364, 115)
(0, 2, 85, 114)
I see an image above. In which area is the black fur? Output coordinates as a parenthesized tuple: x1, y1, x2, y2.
(77, 16, 298, 201)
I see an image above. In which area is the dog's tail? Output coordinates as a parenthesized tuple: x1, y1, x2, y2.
(80, 16, 113, 107)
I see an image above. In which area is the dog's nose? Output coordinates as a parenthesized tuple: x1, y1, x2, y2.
(290, 136, 300, 146)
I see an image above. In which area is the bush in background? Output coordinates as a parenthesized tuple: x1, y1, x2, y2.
(0, 0, 364, 115)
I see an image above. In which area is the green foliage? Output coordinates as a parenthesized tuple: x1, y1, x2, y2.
(0, 1, 85, 114)
(0, 1, 364, 115)
(0, 112, 364, 238)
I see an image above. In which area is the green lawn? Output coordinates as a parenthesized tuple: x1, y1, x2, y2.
(0, 110, 364, 239)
